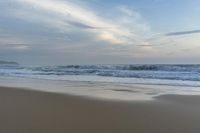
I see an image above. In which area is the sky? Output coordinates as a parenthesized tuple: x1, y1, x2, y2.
(1, 0, 200, 65)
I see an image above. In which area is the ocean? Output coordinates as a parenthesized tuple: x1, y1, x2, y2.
(1, 64, 200, 100)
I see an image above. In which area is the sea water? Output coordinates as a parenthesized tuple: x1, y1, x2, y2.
(0, 64, 200, 100)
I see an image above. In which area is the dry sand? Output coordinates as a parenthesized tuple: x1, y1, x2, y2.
(0, 86, 200, 133)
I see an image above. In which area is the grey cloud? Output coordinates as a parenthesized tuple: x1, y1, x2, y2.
(145, 29, 200, 45)
(0, 43, 29, 50)
(166, 30, 200, 36)
(66, 20, 99, 29)
(136, 44, 154, 47)
(66, 20, 96, 29)
(66, 20, 112, 30)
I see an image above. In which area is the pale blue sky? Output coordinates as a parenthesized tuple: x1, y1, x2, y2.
(0, 0, 200, 65)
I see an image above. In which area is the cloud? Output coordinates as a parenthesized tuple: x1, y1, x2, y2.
(11, 0, 151, 45)
(66, 20, 99, 29)
(2, 0, 177, 64)
(0, 35, 29, 50)
(143, 29, 200, 48)
(165, 30, 200, 36)
(1, 43, 29, 50)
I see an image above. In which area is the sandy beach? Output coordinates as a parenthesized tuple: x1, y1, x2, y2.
(0, 86, 200, 133)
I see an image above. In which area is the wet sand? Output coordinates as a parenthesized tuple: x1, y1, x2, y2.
(0, 86, 200, 133)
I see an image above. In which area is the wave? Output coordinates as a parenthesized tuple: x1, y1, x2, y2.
(54, 64, 200, 72)
(1, 64, 200, 87)
(26, 65, 200, 81)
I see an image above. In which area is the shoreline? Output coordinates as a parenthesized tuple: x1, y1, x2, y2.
(1, 76, 200, 101)
(1, 86, 200, 133)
